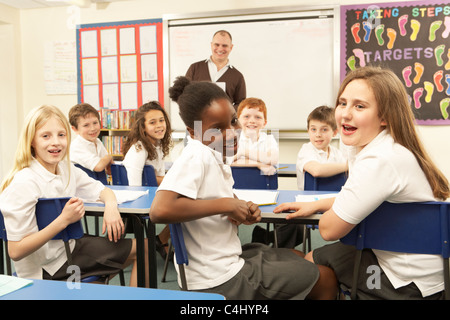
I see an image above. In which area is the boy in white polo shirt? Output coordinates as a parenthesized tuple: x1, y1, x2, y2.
(68, 103, 113, 174)
(296, 106, 348, 190)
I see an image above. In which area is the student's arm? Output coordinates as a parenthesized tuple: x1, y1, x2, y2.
(273, 197, 335, 219)
(318, 208, 355, 241)
(150, 190, 259, 225)
(93, 154, 113, 172)
(303, 161, 348, 177)
(99, 187, 124, 242)
(8, 198, 85, 261)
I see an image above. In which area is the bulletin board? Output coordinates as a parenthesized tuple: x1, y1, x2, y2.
(341, 1, 450, 125)
(164, 6, 339, 131)
(76, 18, 164, 111)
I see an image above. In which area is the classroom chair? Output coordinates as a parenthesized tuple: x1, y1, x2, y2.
(74, 163, 107, 235)
(110, 163, 158, 186)
(74, 163, 108, 185)
(340, 201, 450, 300)
(164, 223, 188, 291)
(231, 166, 278, 190)
(0, 210, 12, 276)
(231, 166, 279, 247)
(302, 171, 348, 252)
(35, 197, 124, 285)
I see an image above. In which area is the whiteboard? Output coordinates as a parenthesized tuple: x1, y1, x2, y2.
(164, 7, 339, 131)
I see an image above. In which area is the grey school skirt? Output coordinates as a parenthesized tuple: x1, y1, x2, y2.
(196, 243, 320, 300)
(43, 235, 132, 281)
(313, 241, 444, 300)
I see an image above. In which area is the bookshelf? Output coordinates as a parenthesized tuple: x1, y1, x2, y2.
(99, 109, 136, 159)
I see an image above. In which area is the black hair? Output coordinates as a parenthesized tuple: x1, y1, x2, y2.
(169, 76, 230, 128)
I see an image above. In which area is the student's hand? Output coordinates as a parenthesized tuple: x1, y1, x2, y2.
(102, 204, 125, 242)
(273, 202, 318, 220)
(227, 198, 253, 226)
(60, 197, 85, 226)
(257, 164, 277, 176)
(242, 201, 261, 225)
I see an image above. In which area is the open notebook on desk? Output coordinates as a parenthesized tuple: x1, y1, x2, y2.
(0, 275, 33, 297)
(233, 189, 279, 206)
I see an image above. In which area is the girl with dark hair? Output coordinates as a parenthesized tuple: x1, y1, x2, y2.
(150, 76, 336, 300)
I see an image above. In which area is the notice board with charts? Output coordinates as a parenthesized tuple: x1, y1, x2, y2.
(341, 0, 450, 125)
(76, 18, 164, 112)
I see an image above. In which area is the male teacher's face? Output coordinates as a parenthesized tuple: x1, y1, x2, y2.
(210, 33, 233, 64)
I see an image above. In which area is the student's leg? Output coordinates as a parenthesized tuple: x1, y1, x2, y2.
(295, 249, 336, 299)
(123, 238, 150, 287)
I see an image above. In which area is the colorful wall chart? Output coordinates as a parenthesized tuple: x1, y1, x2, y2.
(76, 19, 163, 111)
(341, 1, 450, 125)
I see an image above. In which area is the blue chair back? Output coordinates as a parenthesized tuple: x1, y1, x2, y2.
(110, 164, 158, 186)
(169, 223, 189, 290)
(341, 201, 450, 256)
(304, 171, 347, 191)
(231, 166, 278, 190)
(35, 197, 84, 241)
(340, 201, 450, 299)
(74, 164, 108, 185)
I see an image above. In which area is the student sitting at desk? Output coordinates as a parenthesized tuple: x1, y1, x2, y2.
(275, 66, 450, 300)
(150, 76, 337, 300)
(68, 103, 113, 175)
(231, 97, 278, 175)
(0, 105, 147, 286)
(122, 101, 173, 259)
(296, 105, 347, 190)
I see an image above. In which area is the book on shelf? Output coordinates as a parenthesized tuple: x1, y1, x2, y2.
(102, 135, 126, 156)
(100, 109, 137, 129)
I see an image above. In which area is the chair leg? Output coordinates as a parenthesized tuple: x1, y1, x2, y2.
(162, 241, 173, 282)
(179, 264, 188, 291)
(350, 249, 362, 300)
(444, 258, 450, 300)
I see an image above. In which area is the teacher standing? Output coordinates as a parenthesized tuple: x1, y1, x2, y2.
(185, 30, 246, 108)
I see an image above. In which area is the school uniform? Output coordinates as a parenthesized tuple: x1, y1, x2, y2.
(235, 132, 279, 165)
(122, 141, 165, 186)
(70, 135, 108, 171)
(157, 137, 319, 299)
(313, 130, 444, 299)
(296, 142, 347, 190)
(0, 159, 131, 280)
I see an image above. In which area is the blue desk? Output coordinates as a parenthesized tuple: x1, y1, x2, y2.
(277, 163, 296, 177)
(0, 278, 224, 300)
(84, 185, 157, 289)
(260, 190, 336, 224)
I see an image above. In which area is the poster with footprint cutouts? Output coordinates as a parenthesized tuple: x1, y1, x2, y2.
(341, 1, 450, 124)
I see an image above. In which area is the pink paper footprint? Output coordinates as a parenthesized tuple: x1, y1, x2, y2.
(443, 16, 450, 38)
(402, 66, 412, 87)
(398, 14, 408, 36)
(353, 48, 365, 67)
(413, 88, 424, 109)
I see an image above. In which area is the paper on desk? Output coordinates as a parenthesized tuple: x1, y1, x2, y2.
(295, 193, 337, 202)
(83, 189, 149, 204)
(0, 275, 33, 297)
(233, 189, 279, 206)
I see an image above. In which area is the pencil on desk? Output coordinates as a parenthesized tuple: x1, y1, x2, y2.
(277, 166, 288, 170)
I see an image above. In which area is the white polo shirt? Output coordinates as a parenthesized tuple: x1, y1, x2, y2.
(70, 135, 108, 171)
(296, 142, 347, 190)
(157, 138, 244, 290)
(122, 141, 165, 186)
(0, 159, 105, 279)
(235, 132, 279, 165)
(333, 130, 443, 297)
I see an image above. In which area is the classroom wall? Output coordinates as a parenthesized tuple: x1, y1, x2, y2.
(1, 0, 449, 189)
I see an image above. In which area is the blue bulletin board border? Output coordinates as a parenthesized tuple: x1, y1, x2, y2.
(341, 1, 450, 125)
